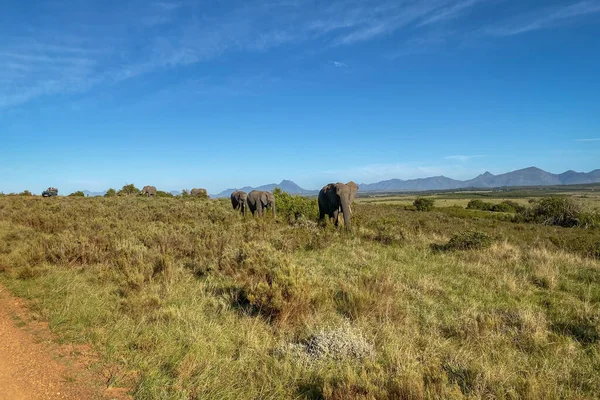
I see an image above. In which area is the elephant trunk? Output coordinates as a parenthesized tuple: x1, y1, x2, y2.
(340, 195, 351, 230)
(271, 200, 276, 218)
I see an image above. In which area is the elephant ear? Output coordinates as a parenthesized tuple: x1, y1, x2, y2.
(346, 181, 359, 203)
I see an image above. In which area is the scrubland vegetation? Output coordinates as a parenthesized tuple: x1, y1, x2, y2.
(0, 191, 599, 399)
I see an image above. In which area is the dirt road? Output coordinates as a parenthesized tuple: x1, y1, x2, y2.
(0, 285, 129, 400)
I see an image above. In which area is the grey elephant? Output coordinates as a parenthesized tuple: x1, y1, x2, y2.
(319, 182, 358, 230)
(141, 185, 157, 197)
(191, 188, 209, 198)
(246, 190, 276, 217)
(231, 190, 248, 215)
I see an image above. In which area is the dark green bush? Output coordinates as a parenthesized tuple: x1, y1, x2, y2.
(491, 202, 514, 213)
(68, 191, 85, 197)
(439, 230, 494, 251)
(521, 197, 581, 227)
(19, 190, 32, 196)
(273, 188, 318, 223)
(414, 197, 435, 212)
(466, 199, 491, 211)
(117, 184, 140, 196)
(104, 188, 117, 197)
(467, 199, 524, 213)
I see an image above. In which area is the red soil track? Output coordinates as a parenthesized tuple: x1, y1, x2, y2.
(0, 285, 129, 400)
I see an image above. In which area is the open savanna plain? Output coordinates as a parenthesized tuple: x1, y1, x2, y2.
(0, 191, 599, 399)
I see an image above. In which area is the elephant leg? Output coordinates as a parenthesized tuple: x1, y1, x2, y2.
(332, 209, 339, 226)
(258, 203, 263, 217)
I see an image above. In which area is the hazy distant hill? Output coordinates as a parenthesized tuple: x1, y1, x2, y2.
(358, 167, 600, 192)
(78, 167, 600, 198)
(213, 180, 316, 198)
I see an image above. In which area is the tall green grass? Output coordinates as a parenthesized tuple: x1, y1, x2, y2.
(0, 196, 599, 399)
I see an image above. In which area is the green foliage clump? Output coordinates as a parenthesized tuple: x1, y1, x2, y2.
(117, 183, 140, 196)
(440, 230, 494, 251)
(68, 191, 85, 197)
(273, 188, 318, 223)
(522, 197, 582, 227)
(104, 188, 117, 197)
(413, 197, 435, 211)
(156, 190, 173, 198)
(467, 199, 525, 213)
(226, 241, 311, 325)
(19, 190, 32, 196)
(180, 189, 190, 197)
(466, 199, 490, 211)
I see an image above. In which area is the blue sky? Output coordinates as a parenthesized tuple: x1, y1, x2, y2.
(1, 0, 599, 194)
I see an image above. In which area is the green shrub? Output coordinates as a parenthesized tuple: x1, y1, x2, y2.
(490, 202, 514, 213)
(466, 199, 491, 211)
(18, 190, 32, 196)
(226, 242, 311, 324)
(68, 191, 85, 197)
(117, 184, 140, 196)
(467, 199, 524, 213)
(521, 197, 581, 227)
(104, 188, 117, 197)
(441, 230, 494, 251)
(499, 200, 526, 213)
(414, 197, 435, 211)
(273, 188, 318, 223)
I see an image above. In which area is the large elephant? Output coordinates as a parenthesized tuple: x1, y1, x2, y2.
(231, 190, 248, 215)
(191, 188, 209, 198)
(319, 182, 358, 230)
(141, 185, 157, 197)
(246, 190, 276, 218)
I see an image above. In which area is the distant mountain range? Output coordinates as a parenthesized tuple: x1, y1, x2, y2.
(358, 167, 600, 192)
(78, 167, 600, 197)
(214, 180, 315, 198)
(212, 167, 600, 197)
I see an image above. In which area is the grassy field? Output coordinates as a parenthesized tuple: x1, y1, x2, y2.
(0, 193, 599, 399)
(357, 187, 600, 211)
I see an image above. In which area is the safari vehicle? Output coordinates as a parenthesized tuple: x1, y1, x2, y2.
(42, 187, 58, 197)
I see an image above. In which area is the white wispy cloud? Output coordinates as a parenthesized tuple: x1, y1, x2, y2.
(2, 0, 598, 108)
(575, 138, 600, 142)
(485, 1, 600, 36)
(419, 0, 483, 26)
(332, 61, 348, 68)
(444, 155, 485, 162)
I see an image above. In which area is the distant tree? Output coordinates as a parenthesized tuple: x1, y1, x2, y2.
(104, 188, 117, 197)
(69, 191, 85, 197)
(156, 190, 174, 198)
(180, 189, 190, 197)
(413, 197, 435, 211)
(19, 190, 33, 196)
(117, 184, 140, 196)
